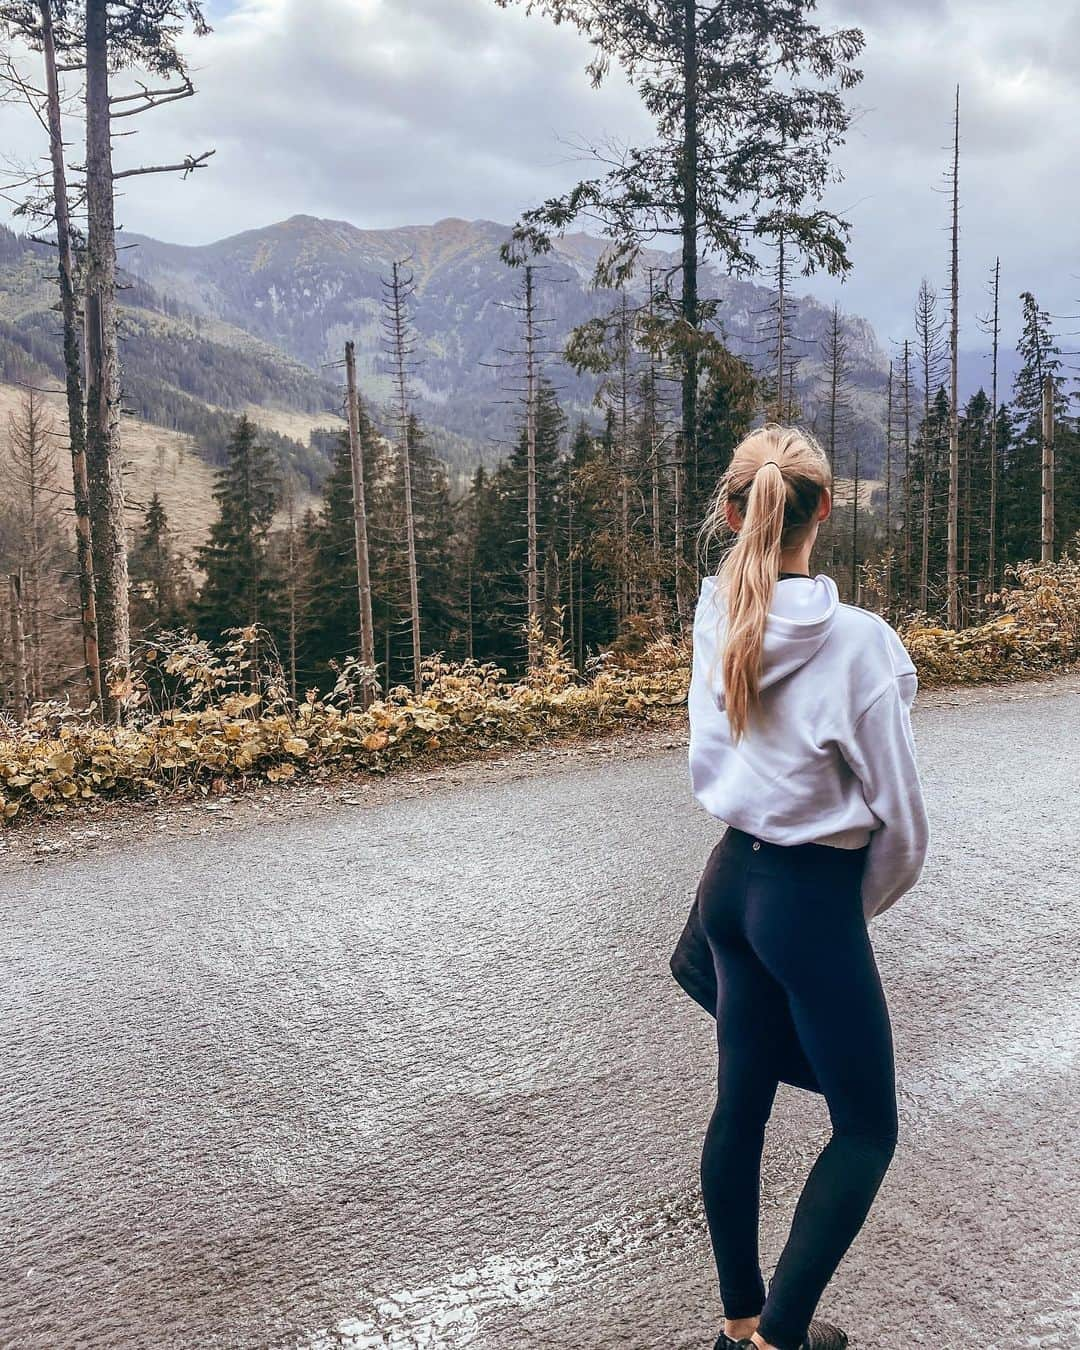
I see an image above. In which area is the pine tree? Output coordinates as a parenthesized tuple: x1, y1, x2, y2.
(301, 428, 374, 686)
(129, 492, 191, 633)
(471, 379, 567, 670)
(498, 0, 865, 587)
(1003, 293, 1069, 564)
(196, 416, 281, 641)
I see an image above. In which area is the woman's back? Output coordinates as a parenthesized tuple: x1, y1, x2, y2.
(688, 424, 929, 920)
(688, 571, 927, 919)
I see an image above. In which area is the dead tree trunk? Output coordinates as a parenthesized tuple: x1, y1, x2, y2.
(85, 0, 131, 717)
(283, 477, 299, 703)
(987, 258, 1001, 599)
(386, 263, 422, 694)
(617, 290, 632, 628)
(915, 282, 942, 613)
(39, 0, 103, 712)
(8, 573, 28, 723)
(946, 86, 961, 628)
(902, 341, 913, 609)
(1041, 373, 1055, 563)
(524, 265, 540, 668)
(15, 391, 45, 701)
(344, 340, 376, 699)
(884, 361, 894, 614)
(643, 274, 663, 617)
(566, 455, 576, 671)
(850, 437, 860, 599)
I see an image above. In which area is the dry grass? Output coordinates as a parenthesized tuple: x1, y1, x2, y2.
(0, 382, 336, 552)
(0, 380, 218, 554)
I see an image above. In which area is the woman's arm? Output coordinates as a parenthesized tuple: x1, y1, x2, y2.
(842, 669, 930, 920)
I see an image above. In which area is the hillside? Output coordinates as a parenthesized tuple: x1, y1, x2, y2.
(0, 380, 218, 557)
(120, 214, 895, 470)
(1, 214, 949, 500)
(0, 226, 345, 492)
(0, 381, 323, 560)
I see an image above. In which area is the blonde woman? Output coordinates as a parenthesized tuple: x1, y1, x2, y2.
(670, 425, 929, 1350)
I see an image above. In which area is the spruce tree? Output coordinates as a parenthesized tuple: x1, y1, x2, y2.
(129, 492, 190, 633)
(1002, 293, 1069, 564)
(409, 415, 462, 660)
(910, 387, 951, 613)
(196, 416, 281, 641)
(301, 416, 378, 686)
(472, 379, 567, 670)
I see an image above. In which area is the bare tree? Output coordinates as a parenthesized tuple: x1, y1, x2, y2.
(944, 86, 961, 627)
(900, 339, 915, 607)
(524, 265, 540, 665)
(344, 340, 375, 697)
(4, 389, 63, 701)
(754, 228, 805, 424)
(1041, 373, 1055, 563)
(883, 360, 894, 614)
(914, 279, 947, 611)
(977, 257, 1002, 599)
(820, 304, 853, 581)
(0, 2, 102, 708)
(83, 0, 212, 716)
(382, 261, 422, 694)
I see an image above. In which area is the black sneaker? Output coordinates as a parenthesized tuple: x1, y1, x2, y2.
(712, 1319, 849, 1350)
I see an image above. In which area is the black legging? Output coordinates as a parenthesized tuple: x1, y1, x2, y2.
(697, 826, 899, 1350)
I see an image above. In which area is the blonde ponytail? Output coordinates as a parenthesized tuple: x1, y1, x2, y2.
(697, 424, 831, 742)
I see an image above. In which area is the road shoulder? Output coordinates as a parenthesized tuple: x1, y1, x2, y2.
(1, 668, 1077, 876)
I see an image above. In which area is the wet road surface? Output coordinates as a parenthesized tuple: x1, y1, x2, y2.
(0, 682, 1078, 1349)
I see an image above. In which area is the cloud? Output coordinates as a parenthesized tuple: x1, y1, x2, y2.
(110, 0, 651, 236)
(2, 0, 1077, 361)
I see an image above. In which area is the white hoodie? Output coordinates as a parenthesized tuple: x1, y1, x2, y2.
(688, 573, 930, 921)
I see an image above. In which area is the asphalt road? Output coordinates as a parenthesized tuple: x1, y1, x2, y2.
(1, 681, 1078, 1350)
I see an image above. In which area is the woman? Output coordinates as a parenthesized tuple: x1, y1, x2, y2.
(674, 424, 930, 1350)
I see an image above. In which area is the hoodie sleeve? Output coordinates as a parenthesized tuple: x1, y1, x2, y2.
(841, 668, 930, 921)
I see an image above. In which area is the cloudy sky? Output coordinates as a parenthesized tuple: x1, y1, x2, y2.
(3, 0, 1078, 358)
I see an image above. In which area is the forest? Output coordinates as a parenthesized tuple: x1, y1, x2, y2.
(0, 0, 1078, 732)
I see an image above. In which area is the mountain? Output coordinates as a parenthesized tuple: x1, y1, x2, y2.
(9, 214, 1015, 493)
(0, 224, 346, 490)
(118, 214, 895, 472)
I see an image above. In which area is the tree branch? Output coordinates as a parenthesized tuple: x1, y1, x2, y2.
(113, 147, 214, 179)
(110, 78, 195, 118)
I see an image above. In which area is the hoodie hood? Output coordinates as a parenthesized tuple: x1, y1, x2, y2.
(697, 573, 839, 707)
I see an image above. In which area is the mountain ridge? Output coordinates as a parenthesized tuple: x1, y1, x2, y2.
(119, 212, 894, 469)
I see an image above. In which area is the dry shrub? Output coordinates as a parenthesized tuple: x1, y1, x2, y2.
(899, 538, 1080, 686)
(0, 624, 688, 822)
(4, 545, 1077, 823)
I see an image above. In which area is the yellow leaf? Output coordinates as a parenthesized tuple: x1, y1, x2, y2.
(29, 781, 51, 802)
(361, 731, 390, 753)
(47, 750, 76, 774)
(283, 738, 309, 757)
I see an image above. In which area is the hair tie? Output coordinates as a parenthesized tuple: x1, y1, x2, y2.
(759, 459, 782, 471)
